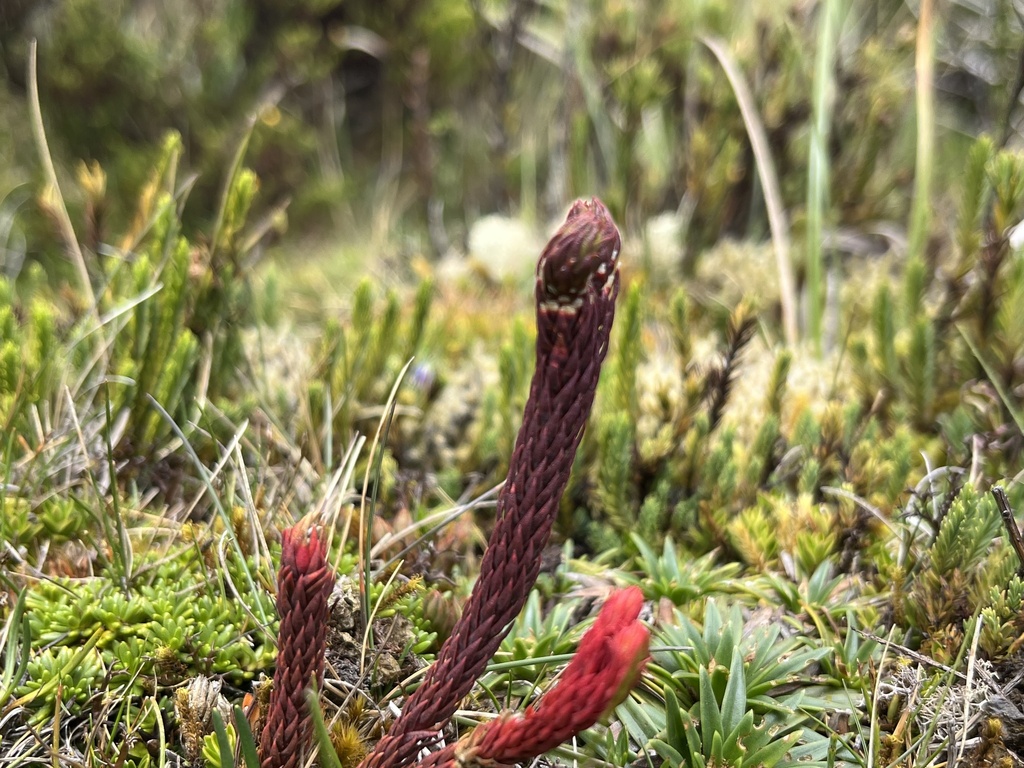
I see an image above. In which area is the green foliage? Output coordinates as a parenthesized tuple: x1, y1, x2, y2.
(931, 484, 1002, 575)
(617, 599, 846, 767)
(8, 0, 1017, 251)
(204, 714, 238, 768)
(0, 268, 63, 438)
(565, 288, 924, 566)
(7, 0, 351, 230)
(611, 281, 643, 417)
(653, 600, 832, 707)
(15, 644, 106, 725)
(988, 150, 1024, 235)
(956, 136, 994, 261)
(443, 591, 593, 718)
(0, 495, 88, 547)
(849, 137, 1024, 472)
(979, 574, 1024, 658)
(306, 276, 434, 466)
(628, 535, 740, 605)
(2, 133, 268, 485)
(497, 317, 533, 461)
(16, 547, 276, 722)
(367, 574, 437, 659)
(593, 411, 635, 545)
(500, 600, 576, 664)
(653, 667, 799, 768)
(888, 482, 1021, 662)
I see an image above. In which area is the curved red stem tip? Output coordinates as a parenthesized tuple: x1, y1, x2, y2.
(538, 197, 621, 305)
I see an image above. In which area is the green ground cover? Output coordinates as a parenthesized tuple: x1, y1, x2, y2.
(4, 1, 1024, 766)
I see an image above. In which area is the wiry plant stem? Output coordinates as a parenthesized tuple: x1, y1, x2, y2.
(359, 198, 621, 768)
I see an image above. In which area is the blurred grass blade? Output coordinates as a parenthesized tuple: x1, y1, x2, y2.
(358, 356, 415, 628)
(147, 395, 270, 626)
(152, 696, 167, 768)
(27, 39, 94, 311)
(11, 626, 107, 708)
(806, 0, 848, 354)
(208, 85, 284, 263)
(958, 324, 1024, 436)
(701, 35, 798, 347)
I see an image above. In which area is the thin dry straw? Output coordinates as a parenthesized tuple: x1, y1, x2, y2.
(806, 0, 847, 354)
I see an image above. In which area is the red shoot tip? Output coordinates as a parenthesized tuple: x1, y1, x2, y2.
(538, 197, 621, 306)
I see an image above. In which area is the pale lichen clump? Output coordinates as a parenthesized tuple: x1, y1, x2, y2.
(241, 323, 316, 419)
(876, 658, 995, 756)
(694, 239, 781, 307)
(634, 348, 686, 465)
(175, 675, 232, 764)
(721, 336, 853, 441)
(632, 329, 852, 453)
(643, 211, 686, 280)
(467, 215, 544, 284)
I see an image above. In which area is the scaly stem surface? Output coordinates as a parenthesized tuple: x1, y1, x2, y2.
(360, 198, 621, 768)
(415, 587, 649, 768)
(260, 526, 336, 768)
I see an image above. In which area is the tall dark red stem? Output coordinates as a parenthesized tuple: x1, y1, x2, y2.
(360, 198, 621, 768)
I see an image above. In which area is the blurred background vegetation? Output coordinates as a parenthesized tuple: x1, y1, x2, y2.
(2, 0, 1021, 269)
(6, 1, 1024, 765)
